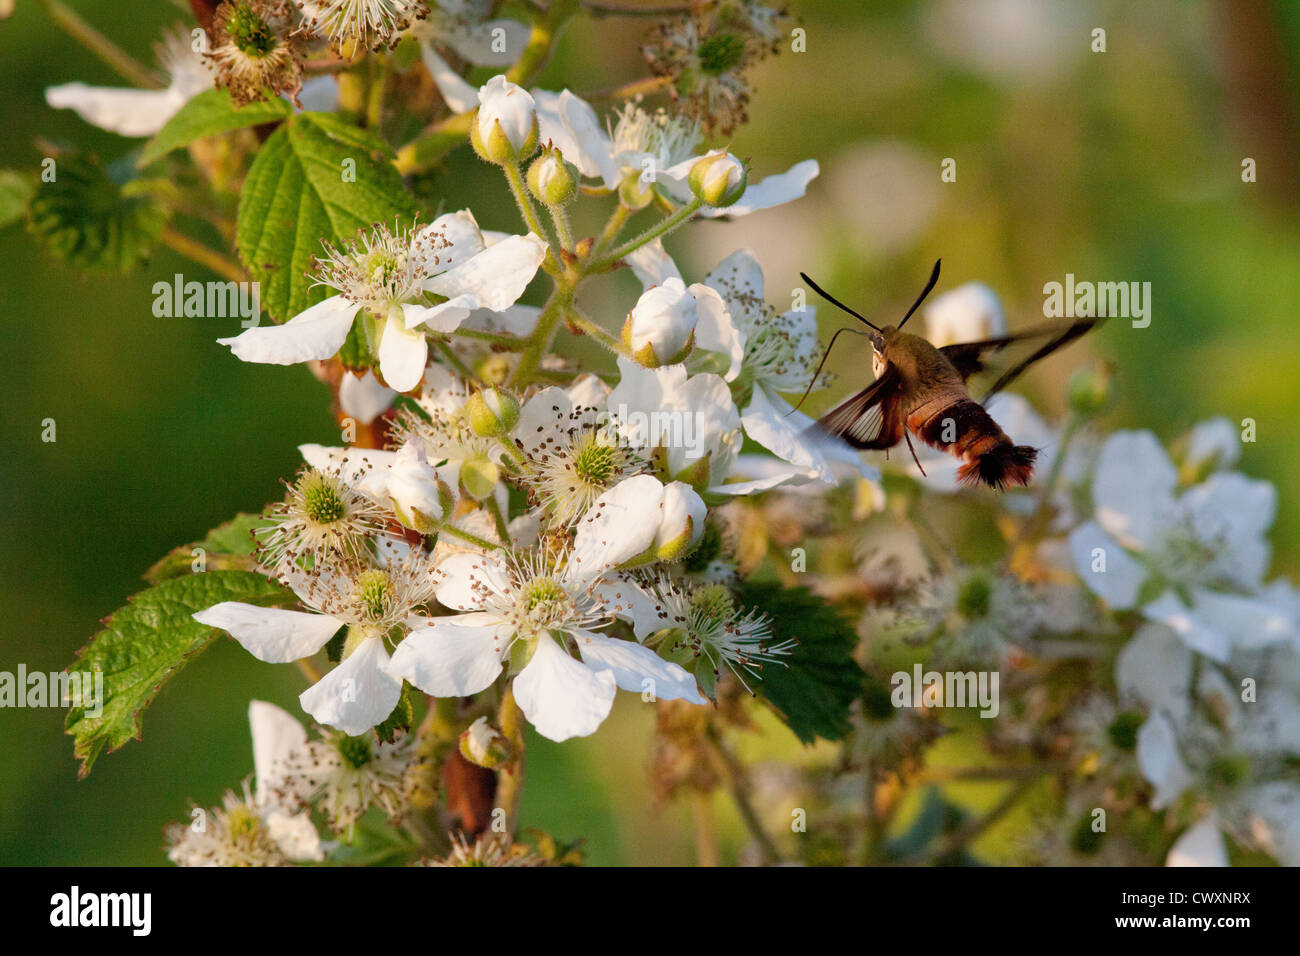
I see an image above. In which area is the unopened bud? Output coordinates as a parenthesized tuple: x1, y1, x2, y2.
(688, 151, 747, 207)
(527, 146, 577, 206)
(459, 716, 511, 769)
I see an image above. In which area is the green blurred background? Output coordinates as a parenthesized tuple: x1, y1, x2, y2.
(2, 0, 1297, 865)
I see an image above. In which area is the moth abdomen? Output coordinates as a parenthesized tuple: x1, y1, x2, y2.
(912, 399, 1037, 490)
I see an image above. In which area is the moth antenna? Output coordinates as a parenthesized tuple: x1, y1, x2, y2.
(799, 272, 881, 331)
(787, 325, 872, 415)
(895, 258, 942, 331)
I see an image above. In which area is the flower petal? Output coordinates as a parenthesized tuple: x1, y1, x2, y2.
(425, 233, 547, 310)
(1092, 430, 1177, 550)
(625, 239, 683, 289)
(434, 551, 510, 611)
(193, 603, 343, 663)
(1143, 590, 1231, 662)
(45, 83, 187, 137)
(386, 616, 510, 697)
(513, 636, 617, 742)
(299, 636, 403, 736)
(699, 159, 820, 218)
(690, 282, 744, 381)
(1067, 520, 1146, 610)
(339, 370, 396, 425)
(1166, 816, 1228, 867)
(570, 474, 664, 576)
(218, 295, 357, 366)
(248, 700, 307, 802)
(418, 44, 478, 113)
(575, 631, 704, 704)
(377, 312, 428, 392)
(443, 18, 530, 67)
(1137, 712, 1194, 810)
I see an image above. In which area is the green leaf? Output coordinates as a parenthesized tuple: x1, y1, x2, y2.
(236, 112, 418, 322)
(738, 582, 865, 744)
(139, 88, 293, 166)
(0, 169, 36, 228)
(28, 153, 168, 272)
(373, 681, 415, 743)
(65, 570, 294, 778)
(144, 512, 271, 583)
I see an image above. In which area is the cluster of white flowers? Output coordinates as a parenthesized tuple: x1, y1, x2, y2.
(46, 0, 1300, 867)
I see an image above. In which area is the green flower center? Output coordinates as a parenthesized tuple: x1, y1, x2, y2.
(225, 803, 263, 839)
(690, 584, 735, 630)
(956, 574, 992, 620)
(354, 570, 395, 621)
(572, 434, 620, 486)
(297, 471, 347, 525)
(227, 4, 277, 58)
(362, 250, 402, 286)
(698, 32, 747, 75)
(338, 733, 373, 769)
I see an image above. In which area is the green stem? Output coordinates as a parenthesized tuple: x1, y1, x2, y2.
(510, 285, 573, 387)
(439, 523, 506, 552)
(494, 687, 527, 840)
(506, 0, 579, 86)
(485, 495, 512, 543)
(435, 339, 478, 382)
(160, 226, 246, 283)
(394, 111, 474, 176)
(592, 202, 631, 256)
(1019, 412, 1082, 542)
(705, 724, 780, 865)
(42, 0, 162, 89)
(587, 197, 703, 274)
(503, 162, 560, 276)
(366, 56, 390, 133)
(451, 327, 530, 349)
(548, 202, 574, 251)
(569, 309, 629, 357)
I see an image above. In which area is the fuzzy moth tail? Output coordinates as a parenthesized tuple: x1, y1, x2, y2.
(957, 443, 1037, 490)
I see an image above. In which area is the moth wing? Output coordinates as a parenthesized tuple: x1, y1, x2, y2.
(811, 362, 904, 450)
(939, 318, 1101, 403)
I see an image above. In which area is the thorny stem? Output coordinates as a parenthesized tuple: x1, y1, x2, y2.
(592, 202, 632, 256)
(510, 284, 574, 387)
(503, 162, 561, 276)
(585, 74, 674, 100)
(690, 790, 721, 866)
(42, 0, 162, 89)
(568, 308, 629, 357)
(548, 202, 575, 251)
(705, 724, 781, 864)
(486, 495, 512, 543)
(587, 196, 704, 273)
(435, 339, 478, 383)
(439, 523, 506, 552)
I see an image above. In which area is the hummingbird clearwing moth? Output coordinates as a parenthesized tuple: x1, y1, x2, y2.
(795, 260, 1101, 490)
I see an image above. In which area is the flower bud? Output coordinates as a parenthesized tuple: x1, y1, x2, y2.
(527, 146, 577, 206)
(459, 456, 502, 501)
(465, 387, 521, 438)
(653, 481, 707, 560)
(470, 75, 538, 165)
(621, 277, 699, 367)
(618, 170, 655, 210)
(1067, 361, 1114, 417)
(924, 282, 1007, 348)
(387, 441, 449, 534)
(688, 151, 747, 207)
(458, 716, 512, 769)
